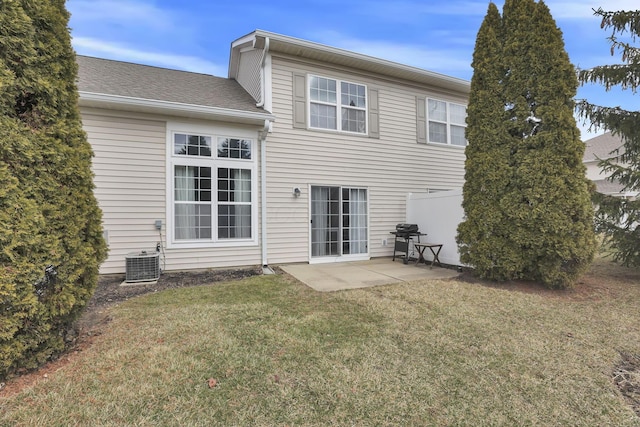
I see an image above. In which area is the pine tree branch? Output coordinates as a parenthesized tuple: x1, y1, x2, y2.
(575, 100, 640, 132)
(607, 36, 640, 64)
(599, 158, 640, 192)
(594, 8, 640, 38)
(578, 64, 640, 92)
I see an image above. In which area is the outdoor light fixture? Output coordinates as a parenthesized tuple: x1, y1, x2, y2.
(293, 187, 301, 198)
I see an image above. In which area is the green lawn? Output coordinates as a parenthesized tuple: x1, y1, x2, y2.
(2, 259, 640, 426)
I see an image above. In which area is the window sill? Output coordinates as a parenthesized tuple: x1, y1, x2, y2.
(306, 126, 370, 138)
(424, 141, 467, 149)
(167, 239, 258, 250)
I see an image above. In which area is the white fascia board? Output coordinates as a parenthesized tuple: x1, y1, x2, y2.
(231, 32, 257, 49)
(79, 91, 275, 125)
(229, 32, 258, 78)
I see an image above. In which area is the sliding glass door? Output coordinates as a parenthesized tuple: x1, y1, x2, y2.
(311, 186, 368, 259)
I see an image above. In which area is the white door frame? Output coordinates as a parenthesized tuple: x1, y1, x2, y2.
(308, 184, 370, 264)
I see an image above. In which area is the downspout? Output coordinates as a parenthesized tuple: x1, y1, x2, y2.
(255, 36, 273, 272)
(260, 119, 271, 271)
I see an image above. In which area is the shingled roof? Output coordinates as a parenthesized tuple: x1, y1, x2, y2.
(583, 132, 625, 162)
(76, 55, 265, 114)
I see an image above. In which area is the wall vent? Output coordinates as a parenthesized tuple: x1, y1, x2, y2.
(125, 251, 160, 283)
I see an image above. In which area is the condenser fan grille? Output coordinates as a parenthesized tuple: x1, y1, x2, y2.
(125, 251, 160, 283)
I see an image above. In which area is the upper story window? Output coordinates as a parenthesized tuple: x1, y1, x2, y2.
(309, 75, 367, 134)
(427, 99, 467, 146)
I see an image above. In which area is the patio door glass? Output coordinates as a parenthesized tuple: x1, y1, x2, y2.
(311, 186, 368, 258)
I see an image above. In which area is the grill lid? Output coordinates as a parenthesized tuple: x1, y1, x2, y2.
(396, 223, 419, 233)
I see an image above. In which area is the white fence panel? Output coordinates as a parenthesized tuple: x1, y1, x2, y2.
(406, 189, 464, 266)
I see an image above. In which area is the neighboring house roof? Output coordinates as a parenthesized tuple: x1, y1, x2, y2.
(583, 132, 625, 162)
(76, 55, 274, 124)
(229, 30, 470, 95)
(583, 132, 637, 197)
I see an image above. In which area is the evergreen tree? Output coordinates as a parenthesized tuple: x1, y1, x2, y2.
(0, 0, 107, 378)
(577, 9, 640, 268)
(457, 0, 596, 288)
(458, 3, 521, 279)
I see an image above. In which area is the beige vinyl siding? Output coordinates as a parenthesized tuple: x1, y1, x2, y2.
(236, 49, 263, 103)
(585, 161, 603, 181)
(82, 108, 263, 274)
(264, 57, 467, 264)
(82, 110, 165, 274)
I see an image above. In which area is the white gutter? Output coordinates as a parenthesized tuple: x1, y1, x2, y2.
(259, 119, 270, 268)
(79, 92, 275, 123)
(255, 36, 270, 108)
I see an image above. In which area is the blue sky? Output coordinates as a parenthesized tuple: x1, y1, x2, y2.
(66, 0, 638, 139)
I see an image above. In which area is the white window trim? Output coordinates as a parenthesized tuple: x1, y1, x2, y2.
(166, 122, 258, 249)
(426, 98, 467, 147)
(307, 75, 368, 135)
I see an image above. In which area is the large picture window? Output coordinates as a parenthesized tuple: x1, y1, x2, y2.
(427, 99, 467, 146)
(309, 75, 367, 134)
(169, 129, 255, 246)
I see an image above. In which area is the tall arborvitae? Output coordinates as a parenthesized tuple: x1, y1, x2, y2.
(577, 9, 640, 268)
(457, 0, 596, 288)
(457, 3, 520, 279)
(0, 0, 107, 378)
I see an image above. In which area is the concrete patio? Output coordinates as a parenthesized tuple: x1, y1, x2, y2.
(280, 257, 460, 292)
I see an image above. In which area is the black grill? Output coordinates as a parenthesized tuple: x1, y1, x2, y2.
(392, 223, 419, 237)
(390, 224, 423, 263)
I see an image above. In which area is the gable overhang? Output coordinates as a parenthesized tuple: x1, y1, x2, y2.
(79, 91, 275, 126)
(230, 30, 470, 95)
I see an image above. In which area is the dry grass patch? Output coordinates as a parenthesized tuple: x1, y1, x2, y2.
(1, 259, 639, 426)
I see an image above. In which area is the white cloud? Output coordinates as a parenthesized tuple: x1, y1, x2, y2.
(425, 1, 494, 15)
(362, 1, 490, 19)
(72, 37, 226, 76)
(67, 1, 225, 75)
(359, 0, 639, 20)
(67, 0, 175, 29)
(309, 31, 472, 79)
(348, 41, 472, 77)
(534, 1, 639, 19)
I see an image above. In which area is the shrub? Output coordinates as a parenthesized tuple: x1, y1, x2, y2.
(0, 0, 107, 379)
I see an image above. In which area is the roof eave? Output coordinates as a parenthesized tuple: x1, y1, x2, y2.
(78, 92, 275, 125)
(245, 30, 470, 94)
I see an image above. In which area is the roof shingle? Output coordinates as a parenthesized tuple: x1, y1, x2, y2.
(76, 55, 264, 114)
(583, 132, 625, 162)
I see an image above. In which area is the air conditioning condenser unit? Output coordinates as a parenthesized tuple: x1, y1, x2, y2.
(125, 251, 160, 283)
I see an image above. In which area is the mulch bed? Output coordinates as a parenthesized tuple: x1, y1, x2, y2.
(89, 266, 262, 308)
